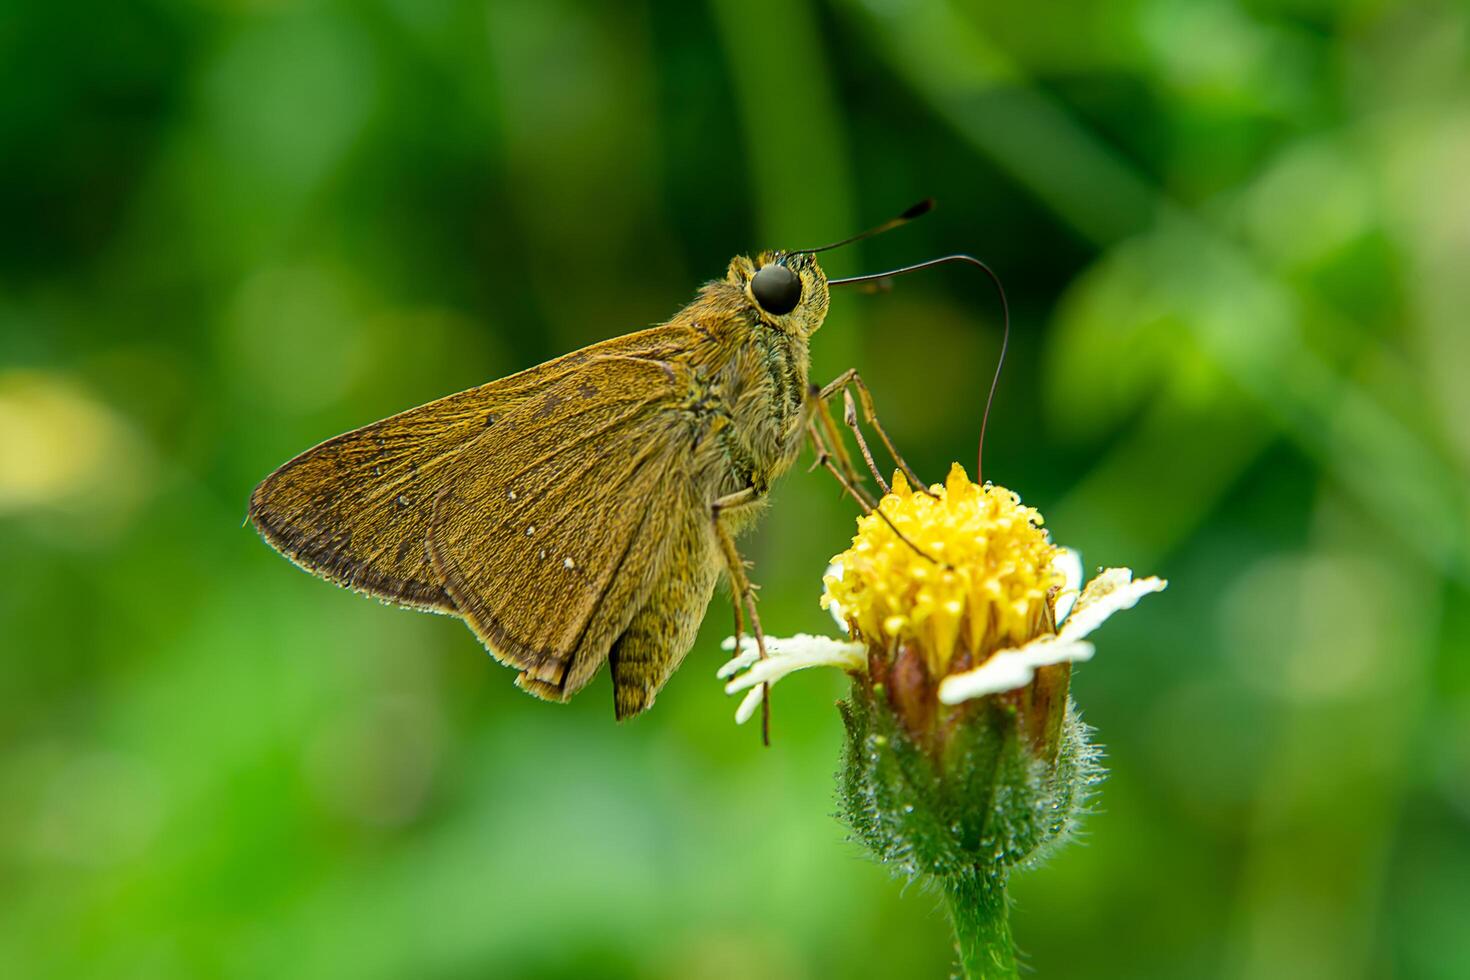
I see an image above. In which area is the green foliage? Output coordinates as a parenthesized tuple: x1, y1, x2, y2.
(5, 0, 1470, 976)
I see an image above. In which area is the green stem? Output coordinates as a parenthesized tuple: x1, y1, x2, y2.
(942, 868, 1017, 979)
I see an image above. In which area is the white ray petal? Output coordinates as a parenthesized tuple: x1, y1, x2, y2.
(1058, 568, 1168, 642)
(1051, 547, 1084, 625)
(716, 638, 761, 679)
(718, 634, 866, 725)
(734, 685, 765, 725)
(938, 638, 1095, 704)
(721, 636, 866, 694)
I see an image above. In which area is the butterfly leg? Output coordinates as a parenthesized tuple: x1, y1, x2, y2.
(808, 387, 876, 496)
(812, 385, 891, 494)
(807, 420, 946, 568)
(819, 369, 933, 495)
(711, 487, 771, 745)
(806, 417, 875, 510)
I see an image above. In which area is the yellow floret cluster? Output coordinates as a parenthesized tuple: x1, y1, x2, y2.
(823, 463, 1064, 677)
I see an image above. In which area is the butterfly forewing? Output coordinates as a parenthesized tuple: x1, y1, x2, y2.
(249, 323, 712, 704)
(248, 382, 513, 611)
(427, 352, 699, 698)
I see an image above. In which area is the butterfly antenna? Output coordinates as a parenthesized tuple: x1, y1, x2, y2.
(830, 255, 1010, 483)
(790, 199, 934, 255)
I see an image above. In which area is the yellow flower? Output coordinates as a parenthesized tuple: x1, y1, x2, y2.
(822, 463, 1064, 677)
(720, 463, 1166, 728)
(718, 462, 1168, 960)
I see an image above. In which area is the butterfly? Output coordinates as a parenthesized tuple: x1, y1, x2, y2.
(249, 201, 983, 724)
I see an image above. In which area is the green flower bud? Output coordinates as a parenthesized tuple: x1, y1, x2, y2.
(838, 665, 1100, 881)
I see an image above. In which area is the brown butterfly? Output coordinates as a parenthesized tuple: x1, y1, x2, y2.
(249, 202, 994, 724)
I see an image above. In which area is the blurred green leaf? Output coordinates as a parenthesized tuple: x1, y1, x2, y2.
(4, 0, 1470, 976)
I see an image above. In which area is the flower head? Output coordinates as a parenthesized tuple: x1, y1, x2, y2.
(823, 464, 1064, 676)
(727, 465, 1163, 750)
(719, 463, 1165, 884)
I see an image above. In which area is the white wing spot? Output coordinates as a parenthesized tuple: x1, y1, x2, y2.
(507, 489, 517, 501)
(525, 525, 536, 536)
(564, 557, 575, 570)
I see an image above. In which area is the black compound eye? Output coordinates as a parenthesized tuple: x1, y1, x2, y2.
(751, 263, 802, 315)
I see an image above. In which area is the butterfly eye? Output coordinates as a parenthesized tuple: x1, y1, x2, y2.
(751, 263, 802, 315)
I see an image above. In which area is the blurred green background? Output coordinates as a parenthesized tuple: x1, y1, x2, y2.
(3, 0, 1469, 976)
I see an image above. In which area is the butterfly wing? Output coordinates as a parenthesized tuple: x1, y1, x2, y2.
(248, 325, 703, 610)
(426, 351, 702, 700)
(249, 381, 511, 612)
(250, 324, 716, 708)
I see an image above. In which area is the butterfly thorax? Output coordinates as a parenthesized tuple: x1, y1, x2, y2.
(666, 282, 817, 520)
(734, 316, 811, 488)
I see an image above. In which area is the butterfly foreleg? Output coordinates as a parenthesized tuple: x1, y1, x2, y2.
(805, 417, 876, 511)
(806, 418, 947, 569)
(808, 387, 876, 498)
(819, 369, 932, 496)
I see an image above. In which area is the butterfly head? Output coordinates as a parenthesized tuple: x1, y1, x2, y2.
(720, 200, 936, 338)
(726, 250, 830, 337)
